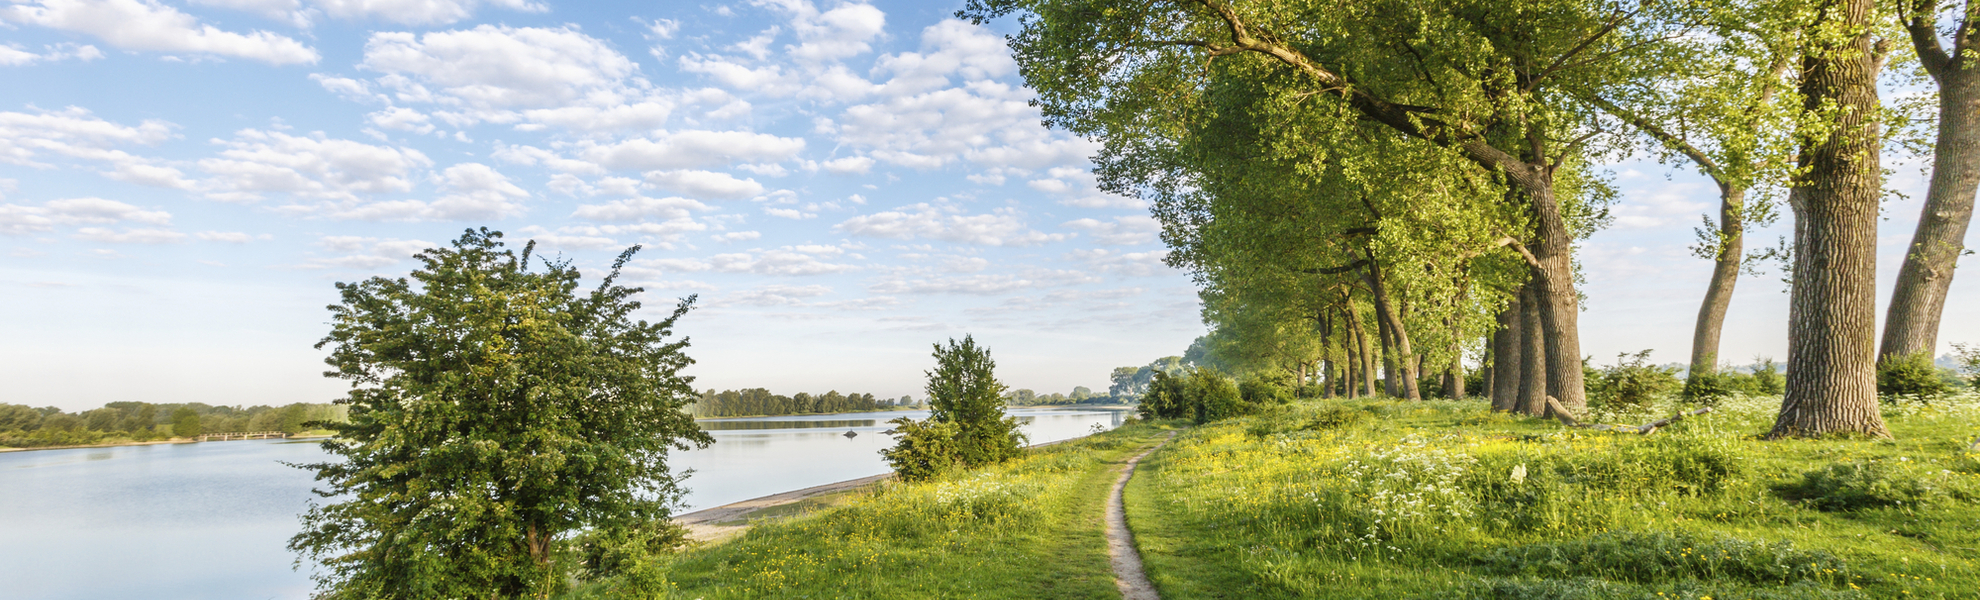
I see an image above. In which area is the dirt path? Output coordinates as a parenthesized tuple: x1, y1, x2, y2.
(1108, 430, 1176, 600)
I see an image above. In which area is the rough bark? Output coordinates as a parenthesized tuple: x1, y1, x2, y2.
(1772, 0, 1892, 439)
(1883, 0, 1980, 361)
(1447, 353, 1465, 400)
(1518, 281, 1549, 416)
(1481, 340, 1496, 404)
(1376, 305, 1398, 398)
(1690, 185, 1746, 379)
(1492, 294, 1522, 412)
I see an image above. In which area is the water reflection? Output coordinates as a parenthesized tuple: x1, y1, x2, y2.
(0, 405, 1134, 600)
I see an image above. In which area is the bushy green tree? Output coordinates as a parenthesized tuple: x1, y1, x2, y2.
(290, 229, 712, 600)
(1588, 351, 1681, 410)
(170, 407, 201, 438)
(881, 335, 1026, 481)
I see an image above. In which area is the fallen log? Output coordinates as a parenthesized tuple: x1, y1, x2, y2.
(1544, 396, 1712, 435)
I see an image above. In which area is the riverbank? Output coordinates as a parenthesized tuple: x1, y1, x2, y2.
(0, 432, 334, 453)
(573, 395, 1980, 599)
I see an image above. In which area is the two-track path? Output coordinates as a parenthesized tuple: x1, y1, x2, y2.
(1107, 430, 1177, 600)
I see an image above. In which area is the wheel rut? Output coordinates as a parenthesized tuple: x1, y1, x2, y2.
(1107, 430, 1176, 600)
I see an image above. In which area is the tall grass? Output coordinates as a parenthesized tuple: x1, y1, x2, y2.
(1125, 395, 1980, 599)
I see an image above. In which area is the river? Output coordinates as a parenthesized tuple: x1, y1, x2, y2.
(0, 406, 1129, 600)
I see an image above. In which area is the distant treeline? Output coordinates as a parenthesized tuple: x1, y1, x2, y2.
(0, 401, 348, 448)
(1002, 387, 1113, 406)
(692, 389, 911, 418)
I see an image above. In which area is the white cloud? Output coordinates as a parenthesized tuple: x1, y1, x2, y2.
(835, 203, 1067, 246)
(305, 235, 437, 269)
(0, 0, 319, 65)
(679, 54, 799, 95)
(1066, 248, 1172, 277)
(353, 24, 668, 131)
(336, 162, 529, 221)
(0, 106, 190, 187)
(194, 230, 264, 243)
(644, 169, 764, 200)
(0, 42, 103, 66)
(366, 106, 434, 134)
(73, 226, 183, 243)
(199, 129, 432, 202)
(1028, 167, 1144, 208)
(820, 155, 874, 174)
(712, 230, 761, 242)
(570, 196, 709, 221)
(633, 245, 856, 276)
(580, 130, 806, 170)
(778, 1, 886, 62)
(1062, 215, 1159, 245)
(0, 197, 171, 235)
(869, 273, 1038, 295)
(721, 283, 832, 306)
(764, 207, 815, 219)
(314, 0, 545, 25)
(870, 19, 1012, 96)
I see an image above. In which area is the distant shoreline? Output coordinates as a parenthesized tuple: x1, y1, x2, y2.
(691, 403, 1136, 422)
(0, 433, 334, 454)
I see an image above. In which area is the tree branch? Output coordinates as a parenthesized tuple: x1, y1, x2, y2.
(1582, 94, 1722, 176)
(1904, 0, 1954, 79)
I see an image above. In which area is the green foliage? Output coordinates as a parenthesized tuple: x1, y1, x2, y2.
(692, 388, 892, 417)
(1137, 367, 1264, 425)
(1477, 530, 1849, 586)
(1586, 351, 1681, 410)
(1238, 378, 1292, 408)
(1953, 343, 1980, 389)
(169, 407, 201, 438)
(1187, 368, 1246, 424)
(883, 335, 1026, 482)
(1878, 353, 1951, 404)
(1137, 370, 1191, 420)
(879, 417, 963, 483)
(291, 228, 711, 600)
(1776, 461, 1950, 511)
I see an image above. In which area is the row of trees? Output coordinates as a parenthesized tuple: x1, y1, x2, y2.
(1003, 386, 1102, 405)
(964, 0, 1979, 437)
(0, 401, 345, 447)
(691, 389, 906, 417)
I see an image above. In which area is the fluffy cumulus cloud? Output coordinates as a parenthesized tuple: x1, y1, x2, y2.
(580, 130, 806, 170)
(329, 162, 528, 221)
(198, 129, 431, 202)
(0, 42, 102, 66)
(570, 195, 708, 221)
(644, 169, 764, 200)
(314, 0, 545, 25)
(362, 25, 637, 109)
(0, 106, 191, 188)
(835, 203, 1067, 247)
(1066, 248, 1172, 277)
(1062, 215, 1159, 246)
(1, 0, 319, 64)
(635, 245, 855, 277)
(305, 235, 436, 269)
(0, 197, 171, 235)
(720, 283, 832, 306)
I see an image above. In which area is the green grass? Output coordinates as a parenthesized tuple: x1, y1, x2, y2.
(565, 420, 1181, 599)
(1123, 395, 1980, 599)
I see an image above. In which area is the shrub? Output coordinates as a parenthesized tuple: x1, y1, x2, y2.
(1238, 378, 1291, 408)
(1188, 368, 1246, 424)
(1307, 404, 1371, 430)
(879, 417, 963, 482)
(1587, 350, 1680, 409)
(1949, 343, 1980, 389)
(1776, 461, 1946, 511)
(1750, 357, 1785, 395)
(1682, 369, 1743, 405)
(1137, 370, 1191, 420)
(1878, 352, 1950, 404)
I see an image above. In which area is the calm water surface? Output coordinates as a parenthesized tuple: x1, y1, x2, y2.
(0, 406, 1129, 600)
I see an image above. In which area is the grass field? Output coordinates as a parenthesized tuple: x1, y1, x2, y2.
(565, 421, 1180, 599)
(1125, 395, 1980, 599)
(569, 394, 1980, 599)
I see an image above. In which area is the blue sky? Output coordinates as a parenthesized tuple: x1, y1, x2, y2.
(2, 0, 1973, 412)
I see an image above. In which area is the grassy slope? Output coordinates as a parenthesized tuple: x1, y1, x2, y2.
(1124, 396, 1980, 600)
(570, 421, 1179, 599)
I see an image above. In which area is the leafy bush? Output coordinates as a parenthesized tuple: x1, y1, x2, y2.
(1682, 369, 1743, 405)
(1750, 357, 1785, 395)
(1239, 378, 1292, 407)
(878, 417, 963, 482)
(1476, 530, 1850, 586)
(1188, 368, 1246, 424)
(1587, 350, 1680, 409)
(1137, 370, 1191, 420)
(1776, 461, 1946, 511)
(1307, 404, 1371, 430)
(1878, 352, 1950, 404)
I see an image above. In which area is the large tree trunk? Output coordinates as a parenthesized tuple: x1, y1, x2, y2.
(1518, 281, 1548, 416)
(1491, 294, 1522, 412)
(1365, 261, 1422, 400)
(1481, 339, 1495, 403)
(1376, 306, 1397, 397)
(1772, 0, 1892, 439)
(1690, 185, 1747, 380)
(1884, 4, 1980, 361)
(1525, 186, 1589, 415)
(1447, 352, 1465, 400)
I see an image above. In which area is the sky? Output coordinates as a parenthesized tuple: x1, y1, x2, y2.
(1, 0, 1974, 413)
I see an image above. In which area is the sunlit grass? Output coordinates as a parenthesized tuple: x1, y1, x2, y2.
(1125, 394, 1980, 599)
(565, 420, 1182, 599)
